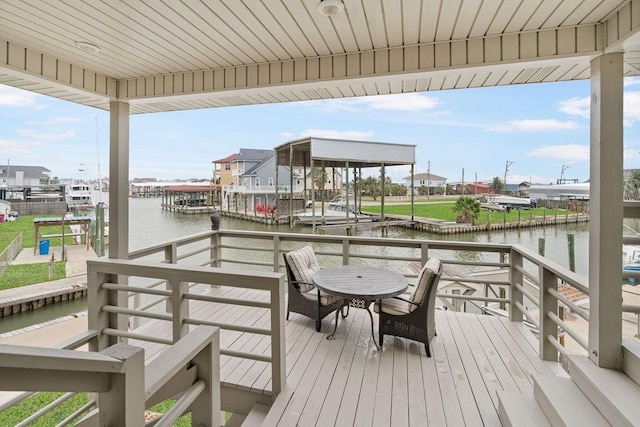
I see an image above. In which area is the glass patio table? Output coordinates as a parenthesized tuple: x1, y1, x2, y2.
(312, 265, 408, 350)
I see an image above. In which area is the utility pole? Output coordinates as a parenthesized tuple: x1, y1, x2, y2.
(461, 168, 465, 195)
(504, 160, 514, 194)
(427, 160, 431, 200)
(560, 164, 570, 183)
(475, 172, 477, 196)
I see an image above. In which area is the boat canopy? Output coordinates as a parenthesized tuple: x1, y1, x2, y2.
(275, 137, 415, 168)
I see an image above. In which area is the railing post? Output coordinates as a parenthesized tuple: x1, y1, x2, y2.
(88, 267, 118, 351)
(99, 344, 145, 427)
(165, 243, 178, 264)
(342, 238, 349, 265)
(209, 230, 220, 267)
(190, 329, 221, 427)
(421, 242, 429, 265)
(172, 280, 189, 342)
(540, 266, 558, 361)
(273, 235, 281, 272)
(509, 249, 524, 322)
(271, 275, 286, 396)
(164, 243, 179, 313)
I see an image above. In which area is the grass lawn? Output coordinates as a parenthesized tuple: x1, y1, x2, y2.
(0, 262, 66, 290)
(0, 215, 71, 289)
(0, 214, 76, 250)
(361, 202, 574, 225)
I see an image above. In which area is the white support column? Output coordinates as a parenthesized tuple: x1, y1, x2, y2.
(109, 101, 130, 337)
(109, 101, 130, 260)
(589, 53, 624, 368)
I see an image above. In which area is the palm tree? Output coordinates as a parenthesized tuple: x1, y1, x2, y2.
(624, 170, 640, 199)
(490, 176, 504, 193)
(453, 196, 481, 224)
(313, 168, 328, 199)
(361, 176, 380, 200)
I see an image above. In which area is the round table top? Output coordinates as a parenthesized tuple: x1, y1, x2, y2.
(312, 265, 408, 299)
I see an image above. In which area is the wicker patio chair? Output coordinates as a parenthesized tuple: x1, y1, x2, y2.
(375, 258, 443, 356)
(283, 246, 346, 332)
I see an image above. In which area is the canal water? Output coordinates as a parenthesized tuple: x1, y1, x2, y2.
(1, 196, 601, 334)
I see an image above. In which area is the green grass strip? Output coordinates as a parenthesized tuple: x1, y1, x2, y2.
(0, 262, 66, 290)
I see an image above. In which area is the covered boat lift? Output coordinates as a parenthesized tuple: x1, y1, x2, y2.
(274, 137, 416, 229)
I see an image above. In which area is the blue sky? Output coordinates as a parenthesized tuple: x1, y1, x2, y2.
(2, 78, 640, 185)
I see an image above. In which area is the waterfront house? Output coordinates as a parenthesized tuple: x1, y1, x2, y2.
(212, 153, 238, 186)
(223, 149, 301, 213)
(1, 2, 640, 425)
(0, 164, 50, 187)
(404, 172, 447, 195)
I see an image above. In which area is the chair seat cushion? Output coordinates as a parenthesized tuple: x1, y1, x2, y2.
(301, 288, 343, 306)
(374, 297, 415, 315)
(284, 246, 320, 292)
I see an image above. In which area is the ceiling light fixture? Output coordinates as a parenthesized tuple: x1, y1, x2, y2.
(317, 0, 344, 16)
(74, 41, 101, 54)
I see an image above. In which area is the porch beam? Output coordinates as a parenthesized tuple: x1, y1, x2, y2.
(589, 52, 623, 368)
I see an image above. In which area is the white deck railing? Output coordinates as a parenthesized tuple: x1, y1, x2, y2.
(4, 228, 640, 423)
(126, 228, 599, 360)
(0, 325, 220, 426)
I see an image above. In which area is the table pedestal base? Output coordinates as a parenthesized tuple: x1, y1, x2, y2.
(326, 298, 380, 350)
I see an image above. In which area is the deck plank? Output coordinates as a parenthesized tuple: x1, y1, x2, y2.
(333, 313, 377, 426)
(125, 285, 569, 426)
(428, 314, 465, 426)
(475, 314, 534, 393)
(314, 311, 366, 426)
(446, 312, 502, 426)
(297, 313, 359, 425)
(481, 315, 548, 384)
(418, 342, 447, 426)
(405, 342, 428, 426)
(438, 311, 484, 426)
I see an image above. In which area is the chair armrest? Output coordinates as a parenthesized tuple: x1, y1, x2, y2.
(391, 296, 419, 307)
(291, 279, 315, 290)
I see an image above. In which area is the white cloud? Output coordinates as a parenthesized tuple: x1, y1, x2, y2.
(527, 144, 589, 161)
(558, 91, 640, 125)
(489, 119, 579, 132)
(300, 129, 374, 140)
(279, 131, 294, 137)
(558, 97, 590, 119)
(356, 93, 440, 111)
(624, 91, 640, 125)
(15, 128, 76, 142)
(0, 85, 37, 107)
(0, 138, 32, 155)
(625, 77, 640, 87)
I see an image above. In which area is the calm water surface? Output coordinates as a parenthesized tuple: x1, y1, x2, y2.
(1, 196, 595, 334)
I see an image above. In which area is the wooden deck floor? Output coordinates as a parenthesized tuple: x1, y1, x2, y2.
(129, 286, 566, 426)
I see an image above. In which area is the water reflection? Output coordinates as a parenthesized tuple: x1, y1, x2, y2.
(2, 197, 592, 334)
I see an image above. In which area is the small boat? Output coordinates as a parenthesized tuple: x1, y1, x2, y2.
(66, 183, 95, 211)
(624, 244, 640, 271)
(485, 195, 533, 212)
(293, 198, 372, 225)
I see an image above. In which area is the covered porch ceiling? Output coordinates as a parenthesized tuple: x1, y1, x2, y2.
(2, 1, 640, 114)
